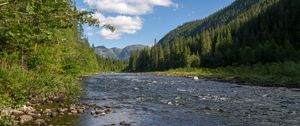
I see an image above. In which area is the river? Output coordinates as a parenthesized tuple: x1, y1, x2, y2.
(73, 73, 300, 126)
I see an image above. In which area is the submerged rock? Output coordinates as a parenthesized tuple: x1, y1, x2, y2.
(120, 121, 131, 126)
(91, 111, 96, 115)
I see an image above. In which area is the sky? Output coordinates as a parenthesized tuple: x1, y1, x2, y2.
(76, 0, 235, 48)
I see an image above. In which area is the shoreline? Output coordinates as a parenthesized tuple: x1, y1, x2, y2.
(144, 71, 300, 88)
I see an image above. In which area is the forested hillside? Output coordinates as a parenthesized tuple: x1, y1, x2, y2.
(129, 0, 300, 71)
(0, 0, 107, 109)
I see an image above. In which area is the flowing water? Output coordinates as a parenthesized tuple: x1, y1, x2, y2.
(73, 73, 300, 126)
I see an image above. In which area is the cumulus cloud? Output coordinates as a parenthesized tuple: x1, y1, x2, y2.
(83, 0, 177, 15)
(92, 12, 143, 40)
(83, 0, 176, 40)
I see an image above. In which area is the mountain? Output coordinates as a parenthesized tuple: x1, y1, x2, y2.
(129, 0, 300, 71)
(94, 46, 119, 59)
(159, 0, 267, 45)
(119, 45, 148, 60)
(94, 45, 148, 60)
(111, 47, 122, 57)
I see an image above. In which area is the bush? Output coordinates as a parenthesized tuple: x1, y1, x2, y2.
(0, 115, 17, 126)
(0, 66, 32, 107)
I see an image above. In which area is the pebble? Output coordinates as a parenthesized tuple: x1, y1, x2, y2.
(71, 110, 78, 114)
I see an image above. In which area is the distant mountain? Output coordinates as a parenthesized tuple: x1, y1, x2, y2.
(94, 46, 119, 59)
(94, 45, 148, 60)
(111, 47, 122, 57)
(119, 45, 148, 60)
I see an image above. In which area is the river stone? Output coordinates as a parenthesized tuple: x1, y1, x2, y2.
(50, 112, 58, 118)
(95, 110, 105, 114)
(71, 110, 78, 114)
(19, 115, 33, 124)
(91, 111, 96, 115)
(58, 108, 68, 113)
(105, 108, 112, 113)
(28, 112, 38, 117)
(99, 112, 106, 116)
(43, 109, 52, 115)
(34, 119, 47, 126)
(20, 105, 36, 113)
(77, 109, 84, 113)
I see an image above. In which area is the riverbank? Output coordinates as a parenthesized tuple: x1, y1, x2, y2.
(147, 61, 300, 88)
(0, 65, 97, 125)
(0, 101, 113, 125)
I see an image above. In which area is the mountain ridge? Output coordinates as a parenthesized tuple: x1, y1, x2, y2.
(94, 45, 148, 60)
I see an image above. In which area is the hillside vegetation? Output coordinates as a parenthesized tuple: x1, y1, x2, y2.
(129, 0, 300, 87)
(0, 0, 119, 109)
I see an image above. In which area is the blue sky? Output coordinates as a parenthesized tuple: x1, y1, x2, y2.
(77, 0, 234, 48)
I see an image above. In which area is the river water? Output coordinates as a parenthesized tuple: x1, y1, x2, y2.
(74, 73, 300, 126)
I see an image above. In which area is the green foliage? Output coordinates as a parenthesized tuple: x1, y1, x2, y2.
(129, 0, 300, 76)
(97, 56, 127, 72)
(0, 0, 103, 109)
(128, 0, 300, 87)
(0, 66, 32, 107)
(0, 115, 17, 126)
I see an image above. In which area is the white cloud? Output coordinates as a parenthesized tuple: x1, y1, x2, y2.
(83, 0, 176, 40)
(99, 29, 122, 40)
(83, 0, 177, 15)
(93, 12, 143, 40)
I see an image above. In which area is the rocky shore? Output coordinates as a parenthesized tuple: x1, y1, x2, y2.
(0, 101, 113, 125)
